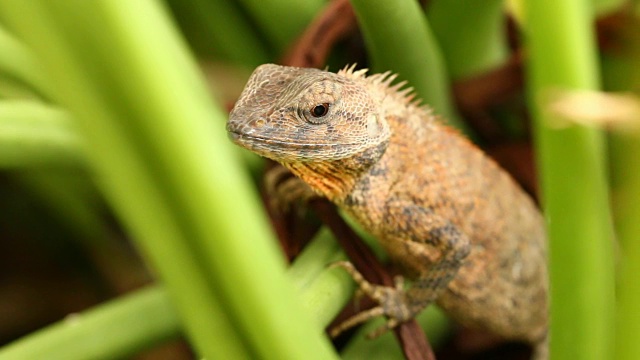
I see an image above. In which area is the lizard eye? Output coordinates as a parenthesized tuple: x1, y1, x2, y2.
(311, 103, 330, 118)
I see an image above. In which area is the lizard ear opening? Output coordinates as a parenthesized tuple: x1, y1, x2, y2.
(365, 112, 391, 142)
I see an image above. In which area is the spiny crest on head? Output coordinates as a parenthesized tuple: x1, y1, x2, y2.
(337, 64, 420, 106)
(338, 63, 368, 79)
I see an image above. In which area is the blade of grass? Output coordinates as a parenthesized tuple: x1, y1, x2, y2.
(0, 23, 52, 100)
(524, 0, 616, 359)
(0, 100, 83, 167)
(348, 0, 464, 129)
(0, 76, 40, 99)
(0, 286, 179, 360)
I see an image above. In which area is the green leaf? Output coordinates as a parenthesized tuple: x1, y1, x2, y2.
(524, 0, 616, 358)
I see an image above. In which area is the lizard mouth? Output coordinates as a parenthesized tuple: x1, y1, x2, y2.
(227, 130, 306, 147)
(227, 130, 359, 149)
(226, 129, 366, 162)
(226, 130, 244, 143)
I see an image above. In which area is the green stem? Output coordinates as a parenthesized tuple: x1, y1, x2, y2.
(524, 0, 615, 359)
(0, 23, 52, 100)
(427, 0, 508, 79)
(602, 18, 640, 359)
(592, 0, 628, 15)
(348, 0, 464, 129)
(0, 286, 179, 360)
(235, 0, 325, 56)
(164, 0, 269, 66)
(288, 227, 346, 290)
(0, 100, 82, 167)
(610, 131, 640, 360)
(290, 228, 354, 328)
(0, 73, 39, 99)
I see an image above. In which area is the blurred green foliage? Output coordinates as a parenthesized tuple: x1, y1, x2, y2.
(0, 0, 637, 359)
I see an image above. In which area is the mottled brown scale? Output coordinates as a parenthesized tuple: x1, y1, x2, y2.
(227, 64, 548, 359)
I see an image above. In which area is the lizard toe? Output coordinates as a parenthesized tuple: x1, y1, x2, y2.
(330, 261, 418, 337)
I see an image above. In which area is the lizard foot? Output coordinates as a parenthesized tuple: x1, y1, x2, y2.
(329, 261, 416, 339)
(264, 165, 318, 214)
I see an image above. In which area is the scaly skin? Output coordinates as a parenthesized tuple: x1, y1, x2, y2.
(227, 64, 548, 357)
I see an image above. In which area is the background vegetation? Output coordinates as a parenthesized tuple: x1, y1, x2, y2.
(0, 0, 637, 359)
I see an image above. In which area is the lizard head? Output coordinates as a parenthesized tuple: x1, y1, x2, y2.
(227, 64, 391, 163)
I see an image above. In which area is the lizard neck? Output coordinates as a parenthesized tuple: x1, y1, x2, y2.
(284, 139, 389, 203)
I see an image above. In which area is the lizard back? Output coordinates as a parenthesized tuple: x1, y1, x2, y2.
(343, 104, 548, 343)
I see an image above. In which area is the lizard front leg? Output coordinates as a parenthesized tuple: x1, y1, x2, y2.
(264, 165, 320, 213)
(332, 203, 471, 338)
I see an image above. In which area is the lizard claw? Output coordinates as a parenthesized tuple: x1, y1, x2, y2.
(329, 261, 415, 338)
(329, 306, 385, 338)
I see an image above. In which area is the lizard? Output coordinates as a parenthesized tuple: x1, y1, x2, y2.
(226, 64, 548, 359)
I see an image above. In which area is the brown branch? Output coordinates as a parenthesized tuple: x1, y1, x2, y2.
(308, 200, 388, 284)
(310, 200, 435, 360)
